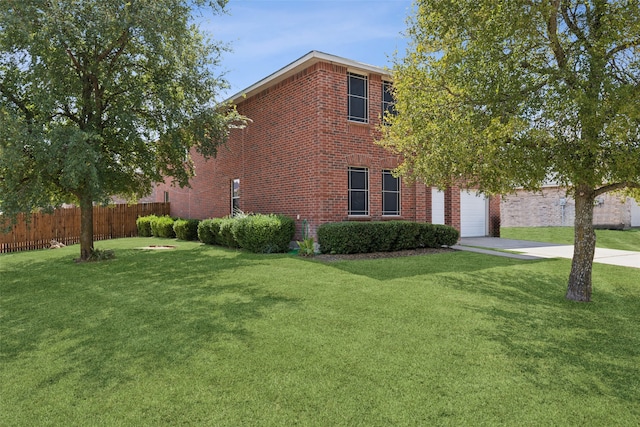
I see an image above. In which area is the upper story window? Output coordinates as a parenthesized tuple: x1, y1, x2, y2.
(348, 73, 368, 123)
(382, 170, 400, 216)
(382, 81, 396, 123)
(348, 167, 369, 216)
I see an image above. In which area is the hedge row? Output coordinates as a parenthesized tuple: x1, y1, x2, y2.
(173, 219, 200, 241)
(135, 215, 200, 241)
(198, 214, 295, 253)
(317, 221, 459, 254)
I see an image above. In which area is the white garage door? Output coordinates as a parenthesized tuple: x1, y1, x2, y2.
(432, 189, 445, 224)
(460, 191, 488, 237)
(631, 198, 640, 227)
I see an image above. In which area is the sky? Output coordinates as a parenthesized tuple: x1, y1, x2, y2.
(196, 0, 415, 100)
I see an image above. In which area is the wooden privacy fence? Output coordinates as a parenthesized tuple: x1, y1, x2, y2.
(0, 203, 170, 253)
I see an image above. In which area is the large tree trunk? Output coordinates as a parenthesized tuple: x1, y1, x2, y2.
(566, 186, 596, 302)
(79, 193, 94, 261)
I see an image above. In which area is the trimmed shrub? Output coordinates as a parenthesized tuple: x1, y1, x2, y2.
(209, 218, 224, 245)
(218, 217, 239, 248)
(393, 221, 422, 251)
(136, 215, 157, 237)
(370, 222, 396, 252)
(416, 223, 438, 248)
(432, 224, 460, 247)
(233, 214, 295, 253)
(174, 218, 200, 241)
(198, 219, 214, 244)
(150, 215, 176, 238)
(316, 222, 376, 254)
(317, 221, 459, 254)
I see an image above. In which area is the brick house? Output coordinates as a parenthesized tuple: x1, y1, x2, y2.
(154, 51, 500, 240)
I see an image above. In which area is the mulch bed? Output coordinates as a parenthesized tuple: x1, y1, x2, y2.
(313, 247, 455, 262)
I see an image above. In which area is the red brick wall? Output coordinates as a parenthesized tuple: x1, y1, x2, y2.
(444, 186, 461, 232)
(155, 58, 499, 240)
(489, 195, 501, 237)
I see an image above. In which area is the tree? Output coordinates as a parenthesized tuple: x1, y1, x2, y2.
(380, 0, 640, 301)
(0, 0, 245, 260)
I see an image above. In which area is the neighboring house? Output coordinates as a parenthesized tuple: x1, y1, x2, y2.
(154, 51, 500, 240)
(501, 185, 640, 229)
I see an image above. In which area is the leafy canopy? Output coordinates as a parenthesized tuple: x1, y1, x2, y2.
(0, 0, 245, 220)
(381, 0, 640, 198)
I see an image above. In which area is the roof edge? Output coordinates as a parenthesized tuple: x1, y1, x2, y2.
(224, 50, 390, 105)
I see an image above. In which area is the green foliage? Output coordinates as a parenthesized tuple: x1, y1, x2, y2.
(432, 224, 460, 247)
(218, 218, 240, 248)
(379, 0, 640, 300)
(317, 222, 373, 254)
(173, 219, 200, 241)
(296, 237, 316, 257)
(150, 216, 176, 238)
(232, 214, 295, 254)
(0, 0, 247, 260)
(136, 215, 158, 237)
(317, 221, 459, 254)
(197, 218, 223, 245)
(197, 214, 295, 253)
(380, 0, 640, 197)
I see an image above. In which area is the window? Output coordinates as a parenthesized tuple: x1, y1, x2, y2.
(348, 167, 369, 216)
(382, 81, 396, 123)
(231, 178, 240, 215)
(382, 170, 400, 216)
(163, 191, 170, 203)
(348, 73, 368, 123)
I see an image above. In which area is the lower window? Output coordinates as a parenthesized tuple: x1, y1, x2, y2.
(348, 167, 369, 216)
(231, 178, 240, 216)
(382, 170, 400, 216)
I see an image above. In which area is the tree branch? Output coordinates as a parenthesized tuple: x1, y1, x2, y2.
(97, 29, 130, 64)
(61, 105, 82, 125)
(546, 0, 567, 69)
(607, 37, 640, 59)
(560, 1, 589, 47)
(594, 181, 640, 197)
(0, 82, 33, 121)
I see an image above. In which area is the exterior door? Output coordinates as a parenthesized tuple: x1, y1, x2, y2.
(431, 189, 445, 225)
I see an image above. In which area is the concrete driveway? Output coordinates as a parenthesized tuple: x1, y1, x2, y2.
(455, 237, 640, 269)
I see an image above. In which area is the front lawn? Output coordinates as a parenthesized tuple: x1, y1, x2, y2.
(1, 238, 639, 426)
(501, 226, 640, 251)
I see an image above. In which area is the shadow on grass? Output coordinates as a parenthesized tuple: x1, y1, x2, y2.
(1, 245, 299, 395)
(434, 261, 640, 403)
(310, 251, 639, 404)
(316, 251, 539, 281)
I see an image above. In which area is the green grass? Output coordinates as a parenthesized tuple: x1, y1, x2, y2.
(502, 226, 640, 251)
(1, 238, 639, 426)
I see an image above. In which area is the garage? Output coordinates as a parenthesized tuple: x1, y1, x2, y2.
(460, 190, 488, 237)
(631, 198, 640, 227)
